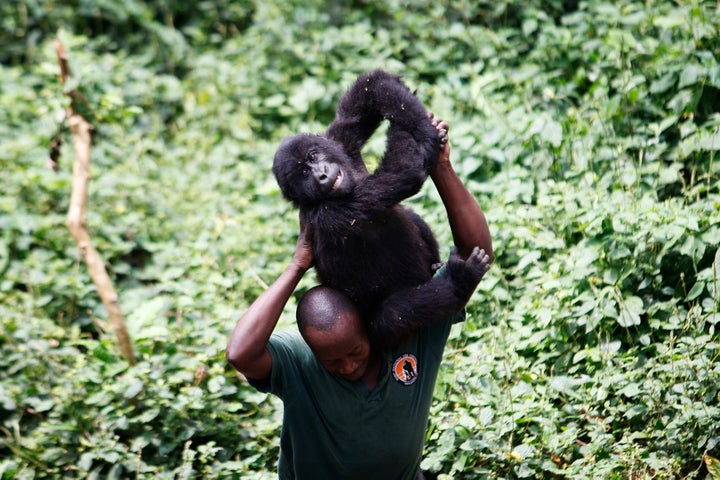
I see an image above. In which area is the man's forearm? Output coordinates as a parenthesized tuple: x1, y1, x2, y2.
(431, 161, 493, 262)
(226, 262, 307, 375)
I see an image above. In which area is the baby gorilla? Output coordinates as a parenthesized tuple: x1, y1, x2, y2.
(272, 70, 478, 348)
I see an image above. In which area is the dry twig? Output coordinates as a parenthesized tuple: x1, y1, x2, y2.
(54, 39, 136, 365)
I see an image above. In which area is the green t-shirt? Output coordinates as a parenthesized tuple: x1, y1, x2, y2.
(250, 312, 463, 480)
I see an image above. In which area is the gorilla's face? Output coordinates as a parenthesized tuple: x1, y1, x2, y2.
(273, 134, 359, 206)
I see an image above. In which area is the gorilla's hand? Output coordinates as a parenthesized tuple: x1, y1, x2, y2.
(446, 246, 491, 301)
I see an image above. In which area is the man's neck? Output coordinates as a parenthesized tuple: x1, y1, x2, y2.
(361, 352, 382, 390)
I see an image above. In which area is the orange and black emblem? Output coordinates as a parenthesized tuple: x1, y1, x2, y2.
(392, 354, 418, 385)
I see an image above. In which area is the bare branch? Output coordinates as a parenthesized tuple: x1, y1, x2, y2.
(54, 39, 137, 365)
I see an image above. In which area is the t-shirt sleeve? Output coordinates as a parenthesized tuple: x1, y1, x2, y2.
(420, 310, 463, 354)
(451, 309, 465, 324)
(246, 330, 311, 398)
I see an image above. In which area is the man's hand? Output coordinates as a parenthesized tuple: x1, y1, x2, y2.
(292, 219, 314, 272)
(446, 246, 491, 302)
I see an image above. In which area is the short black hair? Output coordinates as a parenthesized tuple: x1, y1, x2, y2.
(296, 286, 359, 334)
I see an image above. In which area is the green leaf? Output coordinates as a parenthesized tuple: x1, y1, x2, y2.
(706, 455, 720, 480)
(124, 379, 144, 399)
(709, 66, 720, 88)
(78, 452, 95, 471)
(653, 13, 685, 29)
(686, 281, 704, 301)
(617, 296, 643, 327)
(620, 382, 641, 398)
(678, 64, 705, 88)
(529, 116, 563, 148)
(697, 130, 720, 151)
(126, 297, 170, 339)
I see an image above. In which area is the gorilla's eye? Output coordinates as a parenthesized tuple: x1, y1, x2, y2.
(306, 151, 318, 162)
(300, 166, 311, 178)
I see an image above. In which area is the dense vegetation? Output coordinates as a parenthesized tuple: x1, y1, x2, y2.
(1, 0, 719, 478)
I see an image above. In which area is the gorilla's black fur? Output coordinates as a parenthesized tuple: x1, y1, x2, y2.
(272, 70, 475, 348)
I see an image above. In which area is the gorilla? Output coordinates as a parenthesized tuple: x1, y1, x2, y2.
(272, 70, 477, 348)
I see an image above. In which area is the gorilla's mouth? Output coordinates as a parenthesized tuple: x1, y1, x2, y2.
(331, 171, 344, 191)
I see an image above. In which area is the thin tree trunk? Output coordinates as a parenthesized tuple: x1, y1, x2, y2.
(55, 40, 137, 365)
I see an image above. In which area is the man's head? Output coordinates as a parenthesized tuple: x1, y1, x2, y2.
(297, 286, 372, 382)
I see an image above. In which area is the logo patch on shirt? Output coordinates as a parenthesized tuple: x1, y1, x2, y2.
(392, 354, 418, 385)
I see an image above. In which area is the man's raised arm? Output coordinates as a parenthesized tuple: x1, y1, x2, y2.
(226, 223, 313, 381)
(429, 114, 494, 263)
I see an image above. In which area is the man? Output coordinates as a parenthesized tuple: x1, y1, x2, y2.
(227, 117, 493, 479)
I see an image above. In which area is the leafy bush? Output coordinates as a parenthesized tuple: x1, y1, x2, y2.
(1, 0, 718, 478)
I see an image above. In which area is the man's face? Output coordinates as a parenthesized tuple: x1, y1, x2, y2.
(303, 312, 372, 382)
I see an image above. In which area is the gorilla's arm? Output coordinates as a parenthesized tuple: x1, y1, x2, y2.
(369, 247, 491, 349)
(325, 74, 384, 166)
(325, 70, 440, 209)
(367, 117, 493, 348)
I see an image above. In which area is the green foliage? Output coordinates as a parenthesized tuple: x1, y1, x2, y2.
(1, 0, 719, 478)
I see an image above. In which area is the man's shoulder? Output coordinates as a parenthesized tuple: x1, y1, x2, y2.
(249, 329, 317, 395)
(270, 329, 304, 346)
(268, 329, 312, 360)
(408, 310, 463, 358)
